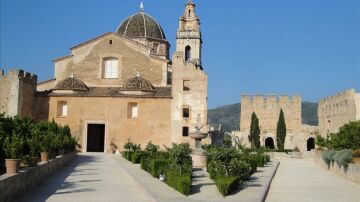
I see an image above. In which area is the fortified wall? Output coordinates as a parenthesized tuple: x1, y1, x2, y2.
(240, 94, 302, 134)
(318, 89, 360, 136)
(0, 69, 37, 117)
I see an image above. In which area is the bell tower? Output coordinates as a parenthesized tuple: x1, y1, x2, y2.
(176, 0, 202, 68)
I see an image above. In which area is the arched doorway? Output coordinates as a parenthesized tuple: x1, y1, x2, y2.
(307, 137, 315, 151)
(265, 137, 275, 149)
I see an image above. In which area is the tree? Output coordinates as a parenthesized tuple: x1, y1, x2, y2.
(249, 112, 260, 149)
(276, 109, 287, 150)
(330, 121, 360, 150)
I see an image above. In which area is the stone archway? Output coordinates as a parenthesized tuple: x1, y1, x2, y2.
(265, 137, 275, 149)
(307, 137, 315, 151)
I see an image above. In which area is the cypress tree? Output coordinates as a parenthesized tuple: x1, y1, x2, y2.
(249, 112, 260, 149)
(276, 109, 287, 150)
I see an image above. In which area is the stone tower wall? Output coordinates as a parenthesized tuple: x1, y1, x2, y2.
(240, 94, 302, 134)
(0, 69, 37, 117)
(318, 89, 359, 136)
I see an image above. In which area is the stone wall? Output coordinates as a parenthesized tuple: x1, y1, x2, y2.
(170, 51, 209, 147)
(51, 33, 169, 90)
(318, 89, 359, 136)
(314, 151, 360, 185)
(0, 152, 77, 202)
(45, 96, 172, 152)
(240, 94, 302, 134)
(0, 69, 37, 117)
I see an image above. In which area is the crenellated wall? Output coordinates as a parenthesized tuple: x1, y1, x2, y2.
(0, 69, 37, 117)
(240, 94, 302, 134)
(318, 89, 360, 136)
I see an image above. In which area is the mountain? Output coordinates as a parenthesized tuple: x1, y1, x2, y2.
(208, 102, 318, 132)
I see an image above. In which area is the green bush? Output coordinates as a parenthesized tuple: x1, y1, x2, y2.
(131, 152, 148, 164)
(208, 160, 226, 179)
(168, 143, 192, 175)
(322, 150, 335, 165)
(228, 159, 251, 180)
(166, 170, 191, 196)
(122, 151, 135, 161)
(3, 133, 25, 159)
(333, 149, 352, 168)
(145, 141, 160, 155)
(150, 159, 170, 178)
(140, 155, 151, 172)
(215, 176, 241, 196)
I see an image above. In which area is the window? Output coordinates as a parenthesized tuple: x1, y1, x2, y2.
(57, 101, 68, 117)
(183, 80, 190, 91)
(183, 108, 190, 118)
(182, 127, 189, 137)
(128, 103, 138, 119)
(109, 40, 113, 44)
(104, 58, 118, 78)
(153, 43, 159, 54)
(188, 9, 191, 17)
(185, 46, 191, 61)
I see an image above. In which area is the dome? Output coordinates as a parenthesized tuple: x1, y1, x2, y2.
(117, 10, 166, 40)
(53, 77, 89, 91)
(122, 76, 155, 92)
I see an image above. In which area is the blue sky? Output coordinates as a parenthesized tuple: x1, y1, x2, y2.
(1, 0, 359, 108)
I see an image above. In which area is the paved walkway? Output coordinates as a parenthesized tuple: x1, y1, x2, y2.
(17, 153, 154, 202)
(266, 159, 360, 202)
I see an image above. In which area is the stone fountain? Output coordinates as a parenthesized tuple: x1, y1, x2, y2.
(189, 114, 208, 168)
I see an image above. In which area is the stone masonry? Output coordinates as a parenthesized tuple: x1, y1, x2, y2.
(318, 89, 360, 136)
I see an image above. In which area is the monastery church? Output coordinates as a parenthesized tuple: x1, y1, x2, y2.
(0, 1, 208, 153)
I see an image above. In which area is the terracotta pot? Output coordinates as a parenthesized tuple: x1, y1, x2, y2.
(41, 152, 49, 162)
(5, 159, 21, 174)
(352, 157, 360, 164)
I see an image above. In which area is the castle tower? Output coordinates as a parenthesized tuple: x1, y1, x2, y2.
(171, 0, 208, 146)
(176, 0, 202, 67)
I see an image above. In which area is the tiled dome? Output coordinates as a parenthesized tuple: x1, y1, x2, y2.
(116, 10, 166, 40)
(53, 77, 89, 91)
(122, 76, 155, 92)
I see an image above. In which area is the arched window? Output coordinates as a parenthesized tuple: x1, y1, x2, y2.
(103, 58, 118, 78)
(185, 46, 191, 61)
(188, 9, 191, 17)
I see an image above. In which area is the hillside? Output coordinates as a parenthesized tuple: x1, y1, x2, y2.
(208, 102, 318, 132)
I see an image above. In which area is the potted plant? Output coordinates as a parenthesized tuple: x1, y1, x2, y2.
(40, 131, 53, 162)
(3, 134, 24, 174)
(352, 149, 360, 164)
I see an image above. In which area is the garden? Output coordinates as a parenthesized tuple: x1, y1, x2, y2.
(316, 121, 360, 168)
(121, 139, 270, 196)
(0, 114, 78, 175)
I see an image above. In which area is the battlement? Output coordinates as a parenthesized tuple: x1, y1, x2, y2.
(0, 69, 38, 84)
(241, 94, 301, 106)
(319, 89, 357, 104)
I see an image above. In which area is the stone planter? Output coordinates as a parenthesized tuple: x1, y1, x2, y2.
(41, 152, 49, 162)
(5, 159, 21, 174)
(352, 157, 360, 164)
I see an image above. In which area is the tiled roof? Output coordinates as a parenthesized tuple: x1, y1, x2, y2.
(117, 11, 166, 40)
(37, 87, 172, 98)
(53, 77, 89, 91)
(122, 76, 155, 92)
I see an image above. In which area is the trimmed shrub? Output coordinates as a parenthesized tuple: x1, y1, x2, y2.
(228, 159, 251, 180)
(140, 155, 151, 172)
(131, 152, 148, 164)
(150, 159, 169, 178)
(322, 150, 335, 165)
(122, 151, 135, 161)
(215, 176, 241, 196)
(208, 160, 226, 179)
(166, 170, 191, 196)
(333, 149, 352, 168)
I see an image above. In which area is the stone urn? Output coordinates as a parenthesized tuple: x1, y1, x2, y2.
(189, 114, 208, 168)
(5, 159, 21, 174)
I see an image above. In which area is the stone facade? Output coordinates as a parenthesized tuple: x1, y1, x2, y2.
(318, 89, 360, 136)
(1, 2, 209, 152)
(233, 94, 318, 152)
(0, 70, 37, 118)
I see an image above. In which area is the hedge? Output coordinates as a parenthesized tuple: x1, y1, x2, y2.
(121, 151, 135, 161)
(150, 159, 169, 178)
(166, 170, 192, 196)
(131, 152, 149, 164)
(215, 176, 241, 196)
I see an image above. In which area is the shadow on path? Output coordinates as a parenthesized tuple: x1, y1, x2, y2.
(17, 154, 102, 202)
